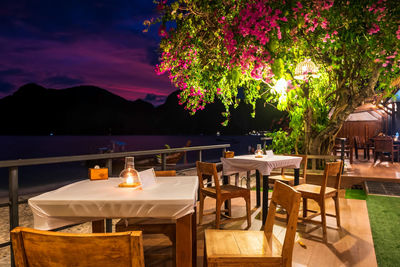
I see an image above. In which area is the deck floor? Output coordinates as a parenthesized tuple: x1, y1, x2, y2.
(141, 190, 376, 267)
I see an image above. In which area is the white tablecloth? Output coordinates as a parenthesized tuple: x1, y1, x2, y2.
(221, 155, 302, 176)
(29, 176, 199, 230)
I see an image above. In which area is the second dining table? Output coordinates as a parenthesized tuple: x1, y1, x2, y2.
(221, 154, 302, 224)
(29, 175, 199, 267)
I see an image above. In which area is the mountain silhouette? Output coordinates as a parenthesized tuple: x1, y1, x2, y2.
(0, 83, 285, 135)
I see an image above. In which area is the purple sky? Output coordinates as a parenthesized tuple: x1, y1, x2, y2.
(0, 0, 175, 105)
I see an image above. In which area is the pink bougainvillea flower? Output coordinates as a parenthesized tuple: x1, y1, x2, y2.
(396, 25, 400, 39)
(368, 23, 380, 35)
(158, 25, 168, 37)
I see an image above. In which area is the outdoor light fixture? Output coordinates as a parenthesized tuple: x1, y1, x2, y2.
(294, 59, 320, 80)
(255, 144, 263, 158)
(273, 78, 288, 94)
(119, 157, 142, 188)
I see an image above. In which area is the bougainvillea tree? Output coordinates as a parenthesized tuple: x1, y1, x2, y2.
(148, 0, 400, 154)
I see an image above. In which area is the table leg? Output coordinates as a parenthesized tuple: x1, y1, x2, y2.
(262, 175, 269, 225)
(256, 170, 261, 207)
(92, 220, 104, 233)
(176, 213, 193, 267)
(192, 208, 197, 267)
(294, 168, 300, 185)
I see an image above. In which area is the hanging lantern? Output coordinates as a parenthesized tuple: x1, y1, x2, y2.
(294, 59, 320, 80)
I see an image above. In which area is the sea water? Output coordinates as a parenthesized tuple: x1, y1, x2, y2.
(0, 135, 264, 198)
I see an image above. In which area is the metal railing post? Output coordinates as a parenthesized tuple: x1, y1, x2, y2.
(161, 153, 166, 170)
(106, 159, 113, 176)
(9, 167, 18, 267)
(183, 151, 187, 164)
(198, 150, 202, 162)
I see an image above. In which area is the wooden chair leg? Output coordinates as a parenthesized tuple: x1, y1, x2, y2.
(215, 199, 222, 229)
(203, 236, 208, 267)
(350, 150, 353, 164)
(245, 195, 251, 228)
(199, 194, 204, 225)
(226, 199, 232, 217)
(333, 195, 341, 228)
(302, 198, 308, 218)
(320, 199, 327, 242)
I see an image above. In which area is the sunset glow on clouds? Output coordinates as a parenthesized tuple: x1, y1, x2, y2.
(0, 0, 175, 105)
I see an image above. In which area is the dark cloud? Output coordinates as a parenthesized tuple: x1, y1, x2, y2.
(146, 45, 160, 66)
(0, 80, 15, 93)
(143, 93, 167, 106)
(43, 75, 84, 87)
(0, 68, 25, 77)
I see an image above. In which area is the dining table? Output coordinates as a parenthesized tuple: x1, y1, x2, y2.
(221, 154, 302, 225)
(29, 175, 199, 267)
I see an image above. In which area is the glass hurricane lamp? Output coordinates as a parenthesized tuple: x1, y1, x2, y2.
(118, 157, 141, 188)
(255, 144, 263, 158)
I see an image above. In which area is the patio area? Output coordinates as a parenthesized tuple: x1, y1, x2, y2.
(0, 187, 377, 267)
(1, 155, 398, 267)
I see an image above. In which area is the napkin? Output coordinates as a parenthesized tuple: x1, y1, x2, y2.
(139, 168, 157, 189)
(266, 150, 274, 157)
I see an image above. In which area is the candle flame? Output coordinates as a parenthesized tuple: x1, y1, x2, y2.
(126, 175, 133, 185)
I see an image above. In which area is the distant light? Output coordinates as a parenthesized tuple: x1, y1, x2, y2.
(50, 132, 54, 136)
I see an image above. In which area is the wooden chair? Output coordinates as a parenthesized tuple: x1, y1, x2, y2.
(333, 138, 353, 164)
(205, 181, 301, 267)
(354, 136, 369, 160)
(269, 155, 308, 186)
(11, 226, 144, 267)
(373, 137, 399, 163)
(293, 160, 343, 242)
(196, 161, 251, 229)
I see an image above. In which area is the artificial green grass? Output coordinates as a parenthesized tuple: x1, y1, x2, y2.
(345, 189, 367, 200)
(366, 195, 400, 267)
(251, 187, 273, 192)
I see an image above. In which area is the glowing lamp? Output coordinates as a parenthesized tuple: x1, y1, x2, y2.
(294, 59, 320, 80)
(273, 78, 288, 94)
(255, 144, 263, 158)
(118, 157, 141, 188)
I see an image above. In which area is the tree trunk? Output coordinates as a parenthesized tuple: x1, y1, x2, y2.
(305, 66, 381, 155)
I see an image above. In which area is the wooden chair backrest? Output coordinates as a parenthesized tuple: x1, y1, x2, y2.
(374, 138, 393, 152)
(264, 181, 301, 266)
(11, 227, 145, 267)
(155, 170, 176, 177)
(320, 161, 343, 194)
(281, 154, 308, 180)
(196, 161, 220, 192)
